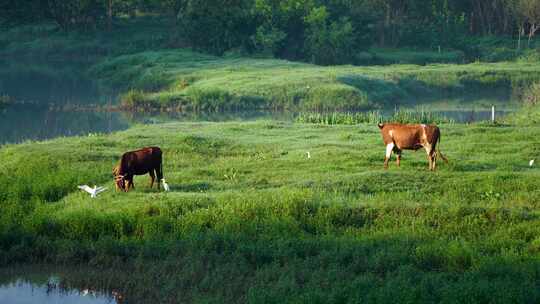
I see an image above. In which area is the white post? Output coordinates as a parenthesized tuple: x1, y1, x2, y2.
(491, 106, 495, 123)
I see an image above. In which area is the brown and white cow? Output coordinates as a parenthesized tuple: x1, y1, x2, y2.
(113, 146, 163, 192)
(377, 123, 447, 171)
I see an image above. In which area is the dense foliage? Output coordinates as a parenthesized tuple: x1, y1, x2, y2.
(2, 0, 540, 64)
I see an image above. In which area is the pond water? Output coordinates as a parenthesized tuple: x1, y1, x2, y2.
(0, 265, 139, 303)
(0, 277, 118, 304)
(0, 97, 519, 145)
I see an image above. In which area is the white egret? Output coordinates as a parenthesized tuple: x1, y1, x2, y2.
(161, 179, 170, 192)
(78, 185, 107, 198)
(306, 152, 311, 159)
(530, 159, 535, 167)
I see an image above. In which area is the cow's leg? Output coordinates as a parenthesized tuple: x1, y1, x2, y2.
(149, 171, 155, 189)
(431, 141, 438, 170)
(384, 143, 394, 169)
(127, 177, 134, 191)
(155, 165, 163, 190)
(154, 170, 161, 190)
(395, 148, 402, 167)
(431, 151, 437, 171)
(424, 144, 433, 170)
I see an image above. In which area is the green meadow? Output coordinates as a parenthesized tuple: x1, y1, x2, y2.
(1, 109, 540, 302)
(91, 49, 540, 111)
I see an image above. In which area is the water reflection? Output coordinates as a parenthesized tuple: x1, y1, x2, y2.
(0, 277, 118, 304)
(0, 105, 130, 144)
(125, 109, 297, 124)
(0, 99, 518, 145)
(127, 108, 514, 125)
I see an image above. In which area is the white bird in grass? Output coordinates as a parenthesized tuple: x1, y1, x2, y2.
(530, 159, 535, 167)
(78, 185, 107, 198)
(306, 151, 311, 159)
(161, 179, 170, 192)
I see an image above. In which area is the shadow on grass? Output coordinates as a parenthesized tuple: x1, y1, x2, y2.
(450, 162, 499, 172)
(337, 72, 518, 106)
(171, 182, 212, 192)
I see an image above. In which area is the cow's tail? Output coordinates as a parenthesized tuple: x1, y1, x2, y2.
(436, 134, 449, 163)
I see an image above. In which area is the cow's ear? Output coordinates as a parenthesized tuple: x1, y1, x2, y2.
(377, 123, 384, 129)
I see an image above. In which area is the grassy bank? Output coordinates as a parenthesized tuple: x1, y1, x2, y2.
(1, 115, 540, 302)
(89, 48, 540, 111)
(2, 19, 540, 110)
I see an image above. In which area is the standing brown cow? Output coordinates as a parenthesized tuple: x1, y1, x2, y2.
(113, 146, 163, 192)
(377, 123, 447, 170)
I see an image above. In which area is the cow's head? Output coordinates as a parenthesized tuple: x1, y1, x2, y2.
(378, 123, 384, 129)
(113, 167, 127, 192)
(113, 165, 123, 191)
(114, 174, 127, 192)
(112, 165, 120, 177)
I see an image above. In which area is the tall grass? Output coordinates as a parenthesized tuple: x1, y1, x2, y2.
(296, 111, 382, 124)
(296, 109, 455, 125)
(390, 108, 456, 124)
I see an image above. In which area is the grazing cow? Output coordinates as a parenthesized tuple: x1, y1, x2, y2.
(377, 123, 447, 171)
(113, 146, 163, 192)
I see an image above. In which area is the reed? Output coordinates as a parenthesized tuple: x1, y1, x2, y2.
(296, 109, 455, 125)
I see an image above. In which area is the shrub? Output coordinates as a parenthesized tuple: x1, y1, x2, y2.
(0, 94, 10, 107)
(523, 82, 540, 105)
(369, 48, 465, 65)
(304, 84, 370, 110)
(132, 71, 171, 92)
(481, 47, 521, 62)
(120, 90, 149, 109)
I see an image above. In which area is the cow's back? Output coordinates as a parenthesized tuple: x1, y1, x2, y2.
(379, 123, 439, 150)
(119, 146, 162, 175)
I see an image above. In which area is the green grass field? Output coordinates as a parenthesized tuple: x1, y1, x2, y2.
(1, 111, 540, 302)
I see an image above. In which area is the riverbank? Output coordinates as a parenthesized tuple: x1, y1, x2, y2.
(1, 115, 539, 302)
